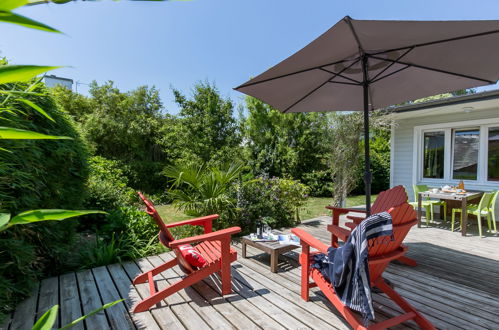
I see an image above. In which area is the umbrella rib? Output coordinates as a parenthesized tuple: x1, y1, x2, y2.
(327, 81, 360, 86)
(235, 58, 354, 90)
(282, 58, 361, 113)
(369, 47, 414, 82)
(369, 55, 495, 84)
(344, 16, 365, 55)
(370, 65, 411, 84)
(370, 29, 499, 57)
(319, 68, 362, 84)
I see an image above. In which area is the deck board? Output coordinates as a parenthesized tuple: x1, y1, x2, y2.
(36, 277, 59, 328)
(6, 214, 499, 329)
(76, 269, 109, 329)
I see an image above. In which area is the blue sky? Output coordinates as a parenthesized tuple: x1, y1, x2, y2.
(3, 0, 499, 113)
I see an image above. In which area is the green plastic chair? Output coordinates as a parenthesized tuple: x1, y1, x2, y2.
(451, 191, 496, 237)
(487, 190, 498, 233)
(408, 185, 447, 226)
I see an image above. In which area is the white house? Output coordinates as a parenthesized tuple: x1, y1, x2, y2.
(390, 90, 499, 221)
(43, 75, 73, 90)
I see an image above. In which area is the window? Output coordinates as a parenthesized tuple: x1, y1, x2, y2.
(423, 131, 444, 179)
(452, 128, 480, 180)
(489, 127, 499, 181)
(416, 118, 499, 185)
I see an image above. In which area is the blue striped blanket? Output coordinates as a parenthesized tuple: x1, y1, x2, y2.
(312, 212, 393, 322)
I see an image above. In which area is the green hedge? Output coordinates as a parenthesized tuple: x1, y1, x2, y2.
(0, 83, 89, 318)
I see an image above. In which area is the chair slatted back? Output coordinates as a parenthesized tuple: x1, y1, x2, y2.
(478, 192, 495, 211)
(368, 202, 417, 281)
(371, 185, 408, 214)
(490, 191, 499, 212)
(138, 192, 195, 273)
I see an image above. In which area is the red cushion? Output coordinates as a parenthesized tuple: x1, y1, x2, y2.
(178, 244, 207, 268)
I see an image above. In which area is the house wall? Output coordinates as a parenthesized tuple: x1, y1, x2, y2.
(391, 106, 499, 221)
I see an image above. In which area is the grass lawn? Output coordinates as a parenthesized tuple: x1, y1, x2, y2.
(155, 204, 192, 224)
(299, 195, 377, 220)
(156, 194, 377, 223)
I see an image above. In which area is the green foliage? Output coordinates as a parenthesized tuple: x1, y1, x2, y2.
(0, 80, 91, 321)
(32, 305, 58, 330)
(0, 1, 167, 324)
(353, 126, 391, 195)
(172, 82, 241, 165)
(52, 81, 168, 193)
(32, 299, 124, 330)
(0, 236, 38, 316)
(78, 234, 125, 268)
(79, 205, 165, 268)
(236, 176, 308, 233)
(0, 82, 89, 213)
(0, 209, 106, 232)
(0, 126, 71, 140)
(84, 156, 135, 212)
(164, 162, 243, 229)
(0, 65, 60, 84)
(242, 97, 331, 195)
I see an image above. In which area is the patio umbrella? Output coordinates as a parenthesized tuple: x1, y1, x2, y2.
(235, 16, 499, 214)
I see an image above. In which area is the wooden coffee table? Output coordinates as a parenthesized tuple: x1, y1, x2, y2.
(241, 235, 299, 273)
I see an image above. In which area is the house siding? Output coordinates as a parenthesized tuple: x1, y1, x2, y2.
(392, 107, 499, 220)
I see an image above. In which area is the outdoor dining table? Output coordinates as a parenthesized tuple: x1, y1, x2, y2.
(417, 190, 483, 236)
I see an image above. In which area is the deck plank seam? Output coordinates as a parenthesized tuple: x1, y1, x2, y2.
(227, 268, 310, 330)
(199, 272, 270, 329)
(157, 253, 262, 330)
(89, 267, 113, 329)
(234, 243, 420, 329)
(229, 251, 341, 329)
(141, 256, 213, 330)
(158, 254, 235, 329)
(132, 258, 188, 330)
(105, 264, 138, 330)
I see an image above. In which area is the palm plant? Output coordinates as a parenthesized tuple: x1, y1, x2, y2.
(163, 162, 243, 219)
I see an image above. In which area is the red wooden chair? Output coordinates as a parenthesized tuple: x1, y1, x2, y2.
(132, 192, 241, 313)
(326, 185, 416, 266)
(292, 203, 435, 330)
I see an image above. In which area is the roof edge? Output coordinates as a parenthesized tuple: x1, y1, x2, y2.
(390, 89, 499, 113)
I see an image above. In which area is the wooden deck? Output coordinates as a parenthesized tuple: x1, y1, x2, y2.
(3, 214, 499, 330)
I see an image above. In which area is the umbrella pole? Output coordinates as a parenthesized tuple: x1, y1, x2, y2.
(362, 56, 372, 216)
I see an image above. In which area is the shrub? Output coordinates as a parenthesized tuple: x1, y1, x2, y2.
(84, 156, 135, 212)
(78, 234, 125, 269)
(301, 169, 333, 197)
(236, 176, 309, 234)
(0, 82, 89, 319)
(78, 205, 166, 269)
(163, 162, 243, 229)
(0, 84, 89, 214)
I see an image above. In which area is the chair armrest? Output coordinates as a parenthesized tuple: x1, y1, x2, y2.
(346, 215, 365, 225)
(326, 224, 350, 242)
(169, 226, 241, 248)
(291, 228, 328, 254)
(325, 206, 367, 214)
(165, 214, 219, 233)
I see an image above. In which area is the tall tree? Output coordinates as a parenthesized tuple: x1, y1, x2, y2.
(242, 97, 332, 194)
(52, 81, 169, 192)
(173, 82, 240, 165)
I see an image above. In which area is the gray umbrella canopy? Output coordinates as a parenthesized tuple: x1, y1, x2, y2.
(235, 16, 499, 213)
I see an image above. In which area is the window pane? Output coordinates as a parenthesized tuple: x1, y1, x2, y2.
(423, 131, 444, 179)
(489, 127, 499, 181)
(452, 128, 479, 180)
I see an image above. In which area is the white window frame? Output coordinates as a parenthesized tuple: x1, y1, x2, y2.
(413, 118, 499, 187)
